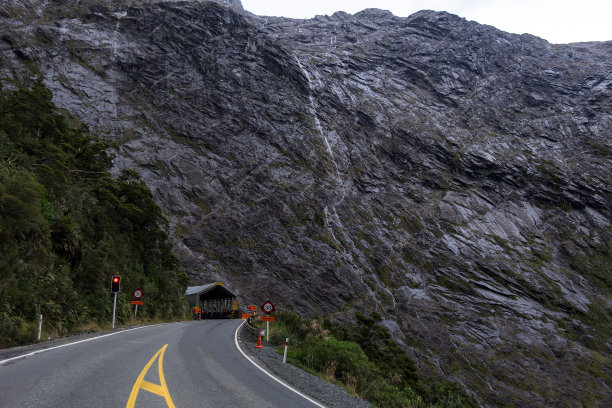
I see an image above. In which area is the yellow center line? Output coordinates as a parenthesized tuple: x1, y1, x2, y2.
(140, 380, 165, 396)
(126, 344, 176, 408)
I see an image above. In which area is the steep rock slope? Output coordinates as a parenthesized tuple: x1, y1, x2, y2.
(1, 1, 610, 406)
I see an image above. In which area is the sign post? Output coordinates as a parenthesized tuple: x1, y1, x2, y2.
(261, 300, 275, 342)
(261, 314, 275, 340)
(112, 292, 117, 329)
(132, 289, 143, 318)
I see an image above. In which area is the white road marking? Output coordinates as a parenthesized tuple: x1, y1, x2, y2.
(0, 324, 166, 366)
(233, 320, 327, 408)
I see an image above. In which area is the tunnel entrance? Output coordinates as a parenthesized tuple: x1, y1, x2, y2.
(185, 282, 237, 319)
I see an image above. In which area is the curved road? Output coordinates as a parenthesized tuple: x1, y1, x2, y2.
(0, 320, 324, 408)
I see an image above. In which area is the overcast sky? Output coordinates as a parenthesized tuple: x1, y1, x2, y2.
(240, 0, 612, 44)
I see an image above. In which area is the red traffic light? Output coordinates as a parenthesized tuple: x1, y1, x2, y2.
(111, 275, 121, 293)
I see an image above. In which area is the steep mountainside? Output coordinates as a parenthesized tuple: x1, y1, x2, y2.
(1, 1, 610, 406)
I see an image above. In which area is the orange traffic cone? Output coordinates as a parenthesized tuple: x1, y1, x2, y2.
(255, 330, 264, 349)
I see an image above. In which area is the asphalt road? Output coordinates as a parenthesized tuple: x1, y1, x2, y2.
(0, 320, 325, 408)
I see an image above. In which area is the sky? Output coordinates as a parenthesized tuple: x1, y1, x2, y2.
(240, 0, 612, 44)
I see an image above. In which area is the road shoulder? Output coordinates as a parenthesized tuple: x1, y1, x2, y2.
(237, 323, 372, 408)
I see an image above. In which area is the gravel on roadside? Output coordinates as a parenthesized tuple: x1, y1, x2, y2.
(237, 322, 372, 408)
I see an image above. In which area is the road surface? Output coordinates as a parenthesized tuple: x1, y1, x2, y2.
(0, 320, 324, 408)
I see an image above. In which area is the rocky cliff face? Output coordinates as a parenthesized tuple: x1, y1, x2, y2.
(1, 1, 610, 406)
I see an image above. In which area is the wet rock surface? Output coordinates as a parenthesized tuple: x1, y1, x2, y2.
(1, 1, 610, 406)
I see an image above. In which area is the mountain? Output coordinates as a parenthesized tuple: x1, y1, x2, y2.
(1, 1, 610, 406)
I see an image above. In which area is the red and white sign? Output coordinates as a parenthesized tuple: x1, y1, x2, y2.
(261, 300, 275, 314)
(133, 289, 143, 299)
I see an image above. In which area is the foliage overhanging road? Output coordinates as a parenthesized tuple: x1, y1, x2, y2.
(0, 320, 324, 408)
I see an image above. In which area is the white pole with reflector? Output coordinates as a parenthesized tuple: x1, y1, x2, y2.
(37, 315, 42, 341)
(283, 338, 289, 363)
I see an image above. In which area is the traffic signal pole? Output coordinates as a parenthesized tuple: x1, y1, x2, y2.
(112, 292, 117, 329)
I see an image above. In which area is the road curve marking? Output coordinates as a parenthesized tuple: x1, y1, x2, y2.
(126, 344, 176, 408)
(0, 324, 166, 366)
(233, 321, 327, 408)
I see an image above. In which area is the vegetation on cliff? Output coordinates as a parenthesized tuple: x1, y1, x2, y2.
(0, 81, 189, 347)
(254, 311, 477, 408)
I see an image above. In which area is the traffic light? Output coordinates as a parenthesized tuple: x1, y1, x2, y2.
(111, 275, 121, 293)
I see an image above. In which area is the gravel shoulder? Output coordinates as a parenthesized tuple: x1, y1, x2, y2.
(237, 322, 372, 408)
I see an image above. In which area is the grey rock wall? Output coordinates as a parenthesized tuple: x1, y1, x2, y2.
(1, 1, 610, 406)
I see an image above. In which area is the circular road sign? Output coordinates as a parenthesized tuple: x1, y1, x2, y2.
(261, 300, 275, 315)
(133, 289, 143, 299)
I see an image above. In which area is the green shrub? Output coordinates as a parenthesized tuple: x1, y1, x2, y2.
(0, 81, 189, 347)
(364, 379, 423, 408)
(425, 381, 478, 408)
(0, 316, 37, 348)
(273, 311, 476, 408)
(275, 310, 305, 337)
(269, 326, 291, 346)
(301, 336, 370, 378)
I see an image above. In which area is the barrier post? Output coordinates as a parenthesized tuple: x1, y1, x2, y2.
(283, 338, 288, 363)
(37, 314, 42, 341)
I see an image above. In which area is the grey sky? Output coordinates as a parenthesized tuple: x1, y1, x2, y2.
(240, 0, 612, 44)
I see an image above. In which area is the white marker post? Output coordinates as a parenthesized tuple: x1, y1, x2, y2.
(37, 314, 42, 341)
(283, 338, 289, 363)
(112, 292, 117, 329)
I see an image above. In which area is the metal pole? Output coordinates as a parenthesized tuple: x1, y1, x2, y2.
(266, 320, 270, 342)
(134, 304, 138, 319)
(37, 314, 42, 341)
(112, 292, 117, 329)
(283, 338, 288, 363)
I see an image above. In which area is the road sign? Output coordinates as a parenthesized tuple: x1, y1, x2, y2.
(133, 289, 143, 299)
(131, 300, 143, 305)
(261, 300, 275, 314)
(247, 305, 257, 311)
(261, 316, 275, 321)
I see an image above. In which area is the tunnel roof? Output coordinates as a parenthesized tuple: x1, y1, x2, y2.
(185, 282, 235, 298)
